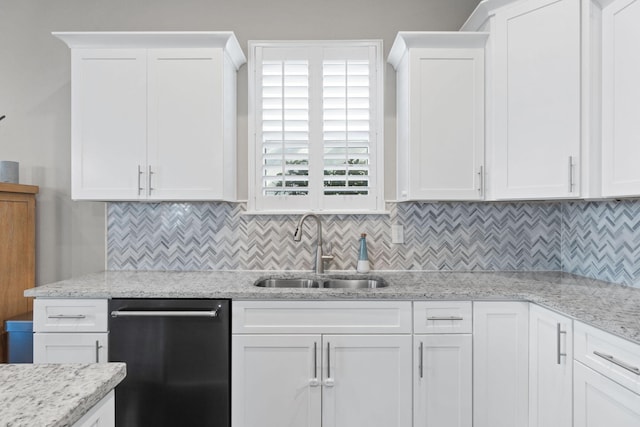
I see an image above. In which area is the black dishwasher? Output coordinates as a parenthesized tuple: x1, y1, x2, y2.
(109, 299, 230, 427)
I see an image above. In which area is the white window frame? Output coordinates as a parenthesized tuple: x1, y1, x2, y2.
(248, 40, 384, 214)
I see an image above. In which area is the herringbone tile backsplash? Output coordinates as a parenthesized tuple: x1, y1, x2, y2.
(107, 201, 562, 272)
(107, 200, 640, 287)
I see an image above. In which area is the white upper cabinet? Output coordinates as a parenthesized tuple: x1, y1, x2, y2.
(54, 32, 246, 201)
(463, 0, 585, 200)
(389, 32, 488, 201)
(599, 0, 640, 197)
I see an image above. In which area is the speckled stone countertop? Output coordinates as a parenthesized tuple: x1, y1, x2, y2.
(0, 363, 126, 427)
(25, 270, 640, 344)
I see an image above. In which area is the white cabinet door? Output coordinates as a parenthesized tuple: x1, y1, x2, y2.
(529, 305, 572, 427)
(601, 0, 640, 197)
(73, 390, 115, 427)
(491, 0, 581, 199)
(473, 301, 529, 427)
(322, 335, 412, 427)
(147, 48, 227, 200)
(414, 334, 472, 427)
(574, 361, 640, 427)
(33, 332, 107, 364)
(70, 49, 147, 200)
(390, 33, 487, 201)
(231, 334, 321, 427)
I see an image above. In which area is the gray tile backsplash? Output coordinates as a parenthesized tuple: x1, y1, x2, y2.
(107, 201, 562, 273)
(107, 199, 640, 287)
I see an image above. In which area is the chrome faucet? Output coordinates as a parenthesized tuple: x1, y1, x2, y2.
(293, 213, 334, 274)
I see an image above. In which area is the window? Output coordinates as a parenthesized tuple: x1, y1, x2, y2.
(248, 41, 384, 213)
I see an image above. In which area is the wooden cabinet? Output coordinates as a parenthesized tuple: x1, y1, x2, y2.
(529, 304, 573, 427)
(388, 32, 487, 201)
(473, 301, 529, 427)
(600, 0, 640, 197)
(33, 298, 108, 363)
(0, 183, 38, 363)
(231, 301, 412, 427)
(54, 32, 245, 201)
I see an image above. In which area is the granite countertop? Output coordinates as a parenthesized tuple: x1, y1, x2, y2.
(25, 270, 640, 344)
(0, 363, 126, 427)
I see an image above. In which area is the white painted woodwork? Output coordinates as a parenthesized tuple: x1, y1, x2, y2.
(574, 361, 640, 427)
(54, 32, 245, 201)
(491, 0, 581, 199)
(322, 334, 412, 427)
(232, 300, 412, 334)
(600, 0, 640, 197)
(413, 301, 472, 334)
(414, 334, 472, 427)
(529, 305, 573, 427)
(473, 301, 529, 427)
(574, 321, 640, 394)
(231, 334, 321, 427)
(33, 332, 108, 364)
(389, 32, 487, 201)
(33, 299, 108, 332)
(73, 390, 115, 427)
(70, 48, 147, 200)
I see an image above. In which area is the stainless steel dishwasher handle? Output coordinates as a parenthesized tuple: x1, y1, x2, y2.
(111, 305, 222, 318)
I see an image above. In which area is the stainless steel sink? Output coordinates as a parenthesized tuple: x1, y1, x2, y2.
(322, 278, 387, 288)
(254, 277, 387, 289)
(254, 278, 320, 288)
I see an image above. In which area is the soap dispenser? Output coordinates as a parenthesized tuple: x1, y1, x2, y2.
(357, 233, 370, 273)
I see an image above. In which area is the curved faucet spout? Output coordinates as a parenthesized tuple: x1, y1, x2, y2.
(293, 213, 332, 273)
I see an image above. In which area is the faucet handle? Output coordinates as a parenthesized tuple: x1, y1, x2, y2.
(322, 242, 335, 262)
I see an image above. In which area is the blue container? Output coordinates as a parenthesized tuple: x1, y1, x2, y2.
(5, 312, 33, 363)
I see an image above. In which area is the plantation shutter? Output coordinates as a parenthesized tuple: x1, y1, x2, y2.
(251, 42, 382, 213)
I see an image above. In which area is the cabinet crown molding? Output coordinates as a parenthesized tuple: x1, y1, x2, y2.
(52, 31, 246, 69)
(388, 31, 488, 69)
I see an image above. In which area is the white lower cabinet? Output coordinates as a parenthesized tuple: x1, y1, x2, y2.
(473, 301, 529, 427)
(231, 301, 412, 427)
(34, 332, 108, 364)
(73, 390, 115, 427)
(232, 333, 411, 427)
(574, 361, 640, 426)
(232, 334, 321, 427)
(529, 305, 573, 427)
(414, 334, 472, 427)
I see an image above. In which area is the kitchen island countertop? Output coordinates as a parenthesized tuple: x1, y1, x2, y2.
(25, 270, 640, 344)
(0, 363, 126, 427)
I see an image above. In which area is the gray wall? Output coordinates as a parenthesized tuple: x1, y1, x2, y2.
(0, 0, 481, 284)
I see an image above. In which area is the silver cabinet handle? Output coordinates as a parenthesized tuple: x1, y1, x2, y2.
(478, 165, 484, 197)
(95, 340, 103, 363)
(48, 314, 86, 319)
(148, 165, 154, 195)
(309, 341, 320, 387)
(593, 351, 640, 375)
(568, 156, 574, 193)
(137, 165, 144, 196)
(427, 316, 464, 321)
(111, 305, 222, 318)
(327, 342, 331, 379)
(557, 323, 567, 364)
(419, 341, 424, 379)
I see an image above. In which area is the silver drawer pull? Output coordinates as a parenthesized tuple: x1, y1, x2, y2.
(427, 316, 464, 321)
(593, 351, 640, 375)
(48, 314, 87, 319)
(111, 306, 221, 318)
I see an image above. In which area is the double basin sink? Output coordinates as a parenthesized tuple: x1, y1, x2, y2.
(255, 277, 388, 289)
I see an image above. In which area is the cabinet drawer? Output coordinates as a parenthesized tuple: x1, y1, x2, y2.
(575, 321, 640, 394)
(413, 301, 472, 334)
(232, 301, 412, 334)
(34, 299, 108, 332)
